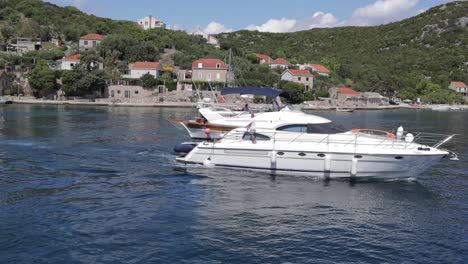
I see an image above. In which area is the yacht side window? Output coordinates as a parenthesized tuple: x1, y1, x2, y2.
(276, 124, 308, 133)
(243, 132, 270, 141)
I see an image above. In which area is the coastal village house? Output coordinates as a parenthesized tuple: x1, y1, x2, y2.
(137, 15, 166, 30)
(107, 85, 154, 100)
(269, 58, 290, 69)
(192, 58, 228, 83)
(329, 87, 386, 107)
(123, 62, 162, 79)
(449, 81, 467, 98)
(255, 53, 272, 65)
(281, 69, 314, 90)
(14, 38, 42, 54)
(57, 54, 81, 70)
(79, 34, 104, 51)
(309, 64, 331, 77)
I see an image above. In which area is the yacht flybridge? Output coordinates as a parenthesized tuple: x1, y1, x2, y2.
(174, 109, 457, 179)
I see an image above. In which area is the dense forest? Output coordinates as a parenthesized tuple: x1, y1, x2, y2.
(0, 0, 467, 102)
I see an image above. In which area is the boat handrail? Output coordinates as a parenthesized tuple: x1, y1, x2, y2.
(221, 130, 455, 150)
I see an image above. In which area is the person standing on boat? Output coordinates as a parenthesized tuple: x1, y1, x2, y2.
(246, 113, 257, 144)
(243, 103, 250, 112)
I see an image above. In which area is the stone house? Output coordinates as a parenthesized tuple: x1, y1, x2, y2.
(79, 34, 104, 51)
(269, 58, 290, 69)
(281, 69, 314, 91)
(192, 58, 228, 83)
(123, 62, 162, 79)
(107, 85, 154, 99)
(449, 81, 467, 97)
(329, 87, 386, 107)
(137, 15, 166, 30)
(14, 38, 42, 54)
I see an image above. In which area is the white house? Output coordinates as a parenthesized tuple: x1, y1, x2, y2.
(124, 61, 162, 79)
(58, 54, 81, 70)
(281, 69, 314, 91)
(255, 53, 272, 64)
(137, 16, 166, 30)
(449, 81, 467, 97)
(79, 34, 104, 51)
(269, 58, 290, 69)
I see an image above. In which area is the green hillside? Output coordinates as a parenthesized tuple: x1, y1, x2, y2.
(219, 1, 468, 96)
(0, 0, 467, 102)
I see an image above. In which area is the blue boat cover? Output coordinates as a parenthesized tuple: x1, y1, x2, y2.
(221, 87, 288, 98)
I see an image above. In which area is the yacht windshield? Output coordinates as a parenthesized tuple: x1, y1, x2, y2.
(277, 122, 347, 134)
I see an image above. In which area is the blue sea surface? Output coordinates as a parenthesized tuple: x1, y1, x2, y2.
(0, 105, 467, 263)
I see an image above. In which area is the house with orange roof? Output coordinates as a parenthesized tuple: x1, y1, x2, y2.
(79, 34, 105, 51)
(310, 64, 331, 77)
(449, 81, 467, 97)
(269, 58, 290, 69)
(124, 61, 162, 79)
(255, 53, 272, 64)
(329, 87, 361, 102)
(58, 54, 81, 70)
(281, 69, 314, 91)
(192, 58, 228, 83)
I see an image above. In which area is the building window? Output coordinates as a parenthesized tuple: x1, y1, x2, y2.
(117, 90, 121, 94)
(198, 63, 203, 68)
(298, 77, 302, 81)
(305, 85, 310, 90)
(84, 40, 88, 45)
(306, 77, 309, 81)
(135, 91, 139, 94)
(92, 41, 97, 47)
(216, 73, 220, 80)
(70, 63, 74, 67)
(125, 91, 130, 98)
(145, 21, 148, 26)
(207, 73, 211, 80)
(111, 90, 115, 97)
(216, 63, 221, 69)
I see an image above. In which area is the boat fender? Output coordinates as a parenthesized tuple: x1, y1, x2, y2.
(173, 143, 196, 153)
(397, 126, 404, 140)
(203, 157, 214, 168)
(405, 133, 414, 143)
(351, 158, 358, 176)
(325, 154, 331, 171)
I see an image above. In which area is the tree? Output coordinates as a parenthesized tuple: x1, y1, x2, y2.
(61, 68, 106, 97)
(278, 80, 306, 104)
(140, 73, 157, 89)
(28, 60, 57, 97)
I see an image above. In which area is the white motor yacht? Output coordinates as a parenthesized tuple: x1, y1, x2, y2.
(174, 110, 457, 179)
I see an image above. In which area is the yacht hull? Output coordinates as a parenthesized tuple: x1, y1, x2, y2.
(177, 146, 446, 179)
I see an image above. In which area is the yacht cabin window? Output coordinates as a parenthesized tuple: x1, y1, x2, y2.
(243, 132, 270, 141)
(277, 123, 346, 134)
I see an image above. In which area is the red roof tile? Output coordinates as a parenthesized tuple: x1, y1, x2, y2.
(63, 54, 81, 61)
(287, 69, 313, 77)
(451, 81, 467, 88)
(311, 64, 331, 73)
(337, 87, 360, 95)
(270, 58, 289, 65)
(130, 62, 161, 69)
(192, 59, 227, 69)
(80, 34, 104, 40)
(255, 53, 272, 61)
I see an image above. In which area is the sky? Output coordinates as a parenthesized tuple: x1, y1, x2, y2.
(45, 0, 460, 33)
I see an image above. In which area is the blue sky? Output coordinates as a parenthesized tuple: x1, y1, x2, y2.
(45, 0, 457, 33)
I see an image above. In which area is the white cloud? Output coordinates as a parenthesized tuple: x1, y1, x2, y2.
(348, 0, 420, 26)
(246, 18, 297, 33)
(202, 22, 233, 34)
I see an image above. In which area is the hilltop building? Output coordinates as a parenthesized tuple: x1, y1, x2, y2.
(449, 81, 467, 98)
(58, 54, 81, 70)
(192, 30, 220, 48)
(137, 16, 166, 30)
(192, 58, 228, 83)
(123, 62, 162, 79)
(255, 53, 272, 65)
(281, 69, 314, 91)
(269, 58, 290, 69)
(79, 34, 104, 51)
(309, 64, 331, 77)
